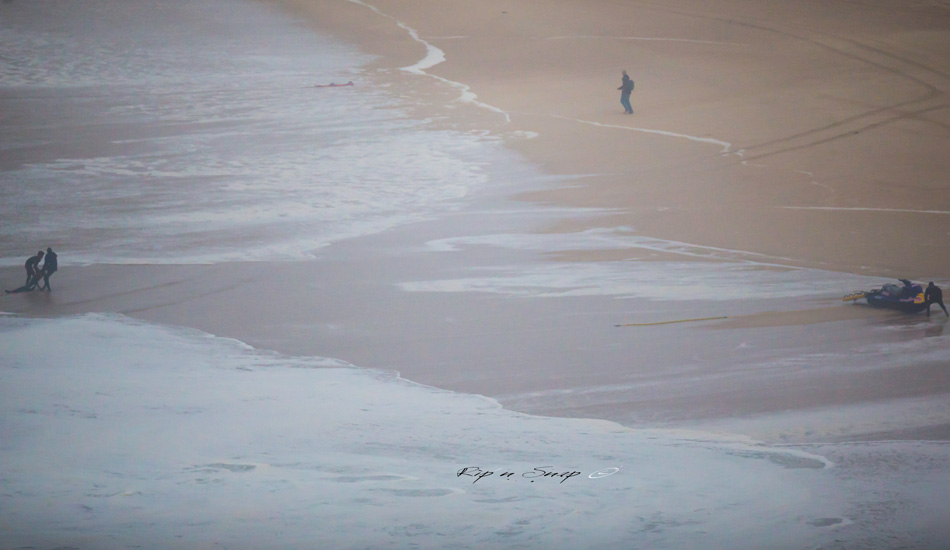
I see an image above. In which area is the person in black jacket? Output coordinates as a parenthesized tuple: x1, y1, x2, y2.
(38, 247, 58, 291)
(925, 282, 948, 317)
(618, 70, 634, 114)
(5, 251, 43, 294)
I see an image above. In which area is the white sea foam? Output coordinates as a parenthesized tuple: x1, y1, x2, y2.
(408, 227, 878, 300)
(0, 0, 522, 266)
(400, 260, 875, 300)
(346, 0, 511, 122)
(551, 115, 733, 154)
(1, 313, 907, 549)
(423, 222, 921, 271)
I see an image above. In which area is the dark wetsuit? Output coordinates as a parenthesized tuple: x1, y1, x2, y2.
(39, 250, 57, 291)
(618, 75, 634, 114)
(6, 254, 43, 294)
(925, 284, 948, 317)
(24, 254, 42, 287)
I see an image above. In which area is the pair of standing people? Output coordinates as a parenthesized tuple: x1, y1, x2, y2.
(5, 248, 57, 294)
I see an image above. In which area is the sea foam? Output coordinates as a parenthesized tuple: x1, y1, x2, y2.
(0, 0, 521, 266)
(0, 313, 864, 549)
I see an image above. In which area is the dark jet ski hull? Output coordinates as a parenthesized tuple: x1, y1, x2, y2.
(844, 282, 927, 314)
(864, 291, 928, 313)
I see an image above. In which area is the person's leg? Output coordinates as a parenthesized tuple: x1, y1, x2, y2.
(41, 272, 50, 291)
(940, 300, 949, 316)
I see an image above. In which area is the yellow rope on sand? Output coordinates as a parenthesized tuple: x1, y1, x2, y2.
(615, 316, 729, 327)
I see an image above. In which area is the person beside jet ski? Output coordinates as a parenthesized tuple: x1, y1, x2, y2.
(925, 282, 948, 317)
(885, 279, 947, 317)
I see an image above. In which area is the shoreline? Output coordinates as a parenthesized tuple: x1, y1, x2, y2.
(239, 0, 950, 442)
(3, 0, 949, 446)
(4, 2, 950, 546)
(3, 227, 948, 446)
(269, 0, 950, 278)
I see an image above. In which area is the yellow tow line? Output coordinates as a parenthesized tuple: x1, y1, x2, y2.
(615, 316, 728, 327)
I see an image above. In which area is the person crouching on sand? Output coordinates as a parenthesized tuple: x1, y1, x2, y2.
(925, 282, 948, 317)
(5, 250, 43, 294)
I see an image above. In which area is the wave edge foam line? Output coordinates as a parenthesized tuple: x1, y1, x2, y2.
(552, 114, 733, 154)
(347, 0, 511, 122)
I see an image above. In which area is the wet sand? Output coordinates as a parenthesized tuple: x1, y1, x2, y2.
(2, 208, 948, 445)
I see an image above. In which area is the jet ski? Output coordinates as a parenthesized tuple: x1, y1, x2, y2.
(843, 279, 927, 313)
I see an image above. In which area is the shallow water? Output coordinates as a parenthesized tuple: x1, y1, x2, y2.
(2, 1, 949, 547)
(6, 313, 943, 549)
(0, 0, 528, 265)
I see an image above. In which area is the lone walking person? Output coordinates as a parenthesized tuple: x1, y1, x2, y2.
(618, 70, 634, 114)
(925, 282, 948, 317)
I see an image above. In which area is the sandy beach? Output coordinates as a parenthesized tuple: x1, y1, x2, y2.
(276, 0, 950, 276)
(2, 0, 950, 547)
(5, 0, 946, 437)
